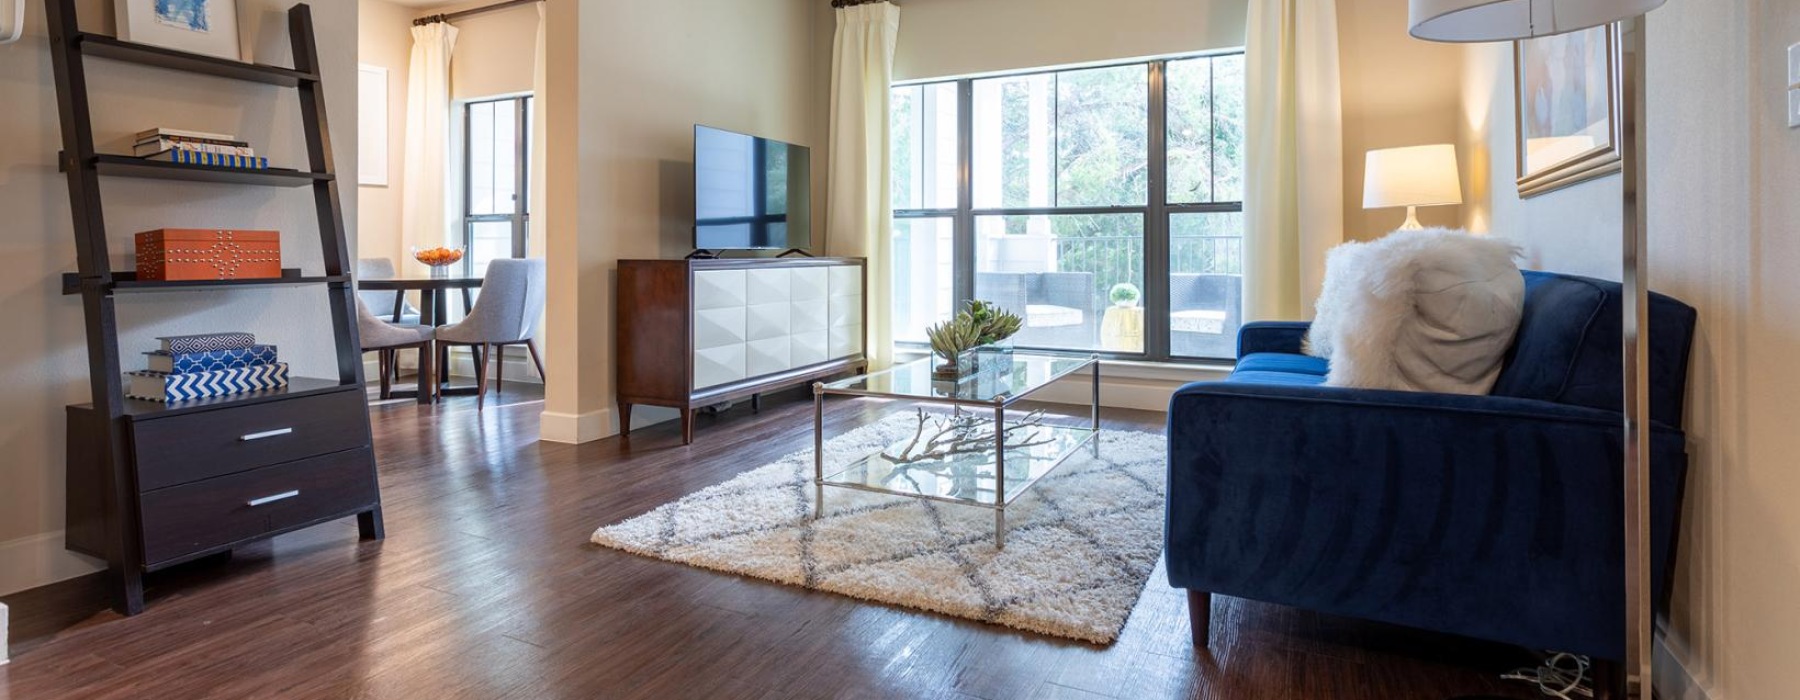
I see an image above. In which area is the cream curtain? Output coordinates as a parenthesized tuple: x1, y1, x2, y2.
(1243, 0, 1344, 321)
(825, 2, 900, 368)
(401, 22, 458, 255)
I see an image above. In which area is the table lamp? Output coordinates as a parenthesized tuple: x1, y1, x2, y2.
(1363, 144, 1463, 231)
(1409, 1, 1668, 699)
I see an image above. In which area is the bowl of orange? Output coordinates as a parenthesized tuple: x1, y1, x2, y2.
(411, 246, 465, 278)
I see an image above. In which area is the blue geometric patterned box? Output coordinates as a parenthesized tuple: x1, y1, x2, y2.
(144, 344, 278, 374)
(156, 332, 255, 354)
(125, 362, 289, 403)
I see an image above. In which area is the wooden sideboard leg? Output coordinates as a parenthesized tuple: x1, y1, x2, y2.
(681, 410, 695, 445)
(358, 507, 385, 541)
(1187, 590, 1212, 649)
(618, 403, 633, 436)
(105, 565, 145, 617)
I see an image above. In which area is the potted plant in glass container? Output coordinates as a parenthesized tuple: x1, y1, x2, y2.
(926, 300, 1023, 378)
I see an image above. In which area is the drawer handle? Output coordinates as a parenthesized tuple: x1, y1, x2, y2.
(240, 428, 294, 442)
(247, 490, 300, 507)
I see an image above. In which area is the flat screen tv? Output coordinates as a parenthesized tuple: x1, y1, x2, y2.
(694, 125, 812, 252)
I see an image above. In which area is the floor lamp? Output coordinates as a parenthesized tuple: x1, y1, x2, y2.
(1407, 1, 1665, 699)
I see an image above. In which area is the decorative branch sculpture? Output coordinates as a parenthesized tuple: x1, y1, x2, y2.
(881, 408, 1054, 464)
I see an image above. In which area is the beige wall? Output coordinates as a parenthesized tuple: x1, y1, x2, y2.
(539, 0, 826, 442)
(891, 0, 1247, 82)
(1336, 0, 1464, 241)
(359, 0, 412, 268)
(0, 0, 358, 596)
(1458, 1, 1800, 696)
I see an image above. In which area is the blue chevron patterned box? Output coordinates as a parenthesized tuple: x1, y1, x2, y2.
(125, 363, 289, 403)
(144, 345, 278, 374)
(157, 332, 256, 354)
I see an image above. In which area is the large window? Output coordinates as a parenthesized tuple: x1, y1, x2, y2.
(463, 95, 533, 278)
(891, 52, 1245, 360)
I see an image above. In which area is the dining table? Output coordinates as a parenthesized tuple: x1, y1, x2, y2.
(357, 273, 485, 399)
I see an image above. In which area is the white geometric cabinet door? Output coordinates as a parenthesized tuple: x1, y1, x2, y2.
(828, 265, 864, 360)
(692, 270, 749, 390)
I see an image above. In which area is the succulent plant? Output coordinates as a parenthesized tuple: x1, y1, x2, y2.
(926, 316, 982, 360)
(962, 299, 1023, 346)
(924, 300, 1024, 364)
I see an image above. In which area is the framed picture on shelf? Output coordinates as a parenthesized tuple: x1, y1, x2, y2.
(114, 0, 243, 61)
(1513, 23, 1620, 198)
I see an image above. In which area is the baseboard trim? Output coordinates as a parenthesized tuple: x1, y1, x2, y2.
(1654, 636, 1714, 700)
(0, 530, 105, 598)
(540, 408, 613, 444)
(362, 351, 544, 385)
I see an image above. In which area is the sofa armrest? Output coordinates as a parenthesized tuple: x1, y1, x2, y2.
(1164, 381, 1688, 660)
(1236, 321, 1312, 357)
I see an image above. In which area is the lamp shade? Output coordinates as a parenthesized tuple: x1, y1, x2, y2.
(1409, 0, 1666, 42)
(1363, 145, 1463, 210)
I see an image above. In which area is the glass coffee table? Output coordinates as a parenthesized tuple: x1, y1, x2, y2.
(811, 349, 1101, 548)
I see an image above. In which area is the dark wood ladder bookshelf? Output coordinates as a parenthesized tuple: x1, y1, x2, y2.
(46, 0, 383, 615)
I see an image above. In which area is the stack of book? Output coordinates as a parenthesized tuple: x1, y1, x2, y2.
(132, 128, 268, 169)
(125, 332, 289, 403)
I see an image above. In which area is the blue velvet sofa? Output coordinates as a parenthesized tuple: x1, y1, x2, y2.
(1165, 270, 1697, 662)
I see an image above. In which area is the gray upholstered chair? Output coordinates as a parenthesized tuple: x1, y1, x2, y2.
(356, 258, 421, 324)
(1169, 273, 1243, 359)
(435, 258, 546, 409)
(358, 299, 434, 402)
(975, 271, 1098, 349)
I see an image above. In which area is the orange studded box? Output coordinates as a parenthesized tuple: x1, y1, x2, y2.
(134, 229, 282, 281)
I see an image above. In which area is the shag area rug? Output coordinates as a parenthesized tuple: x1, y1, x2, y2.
(591, 415, 1167, 644)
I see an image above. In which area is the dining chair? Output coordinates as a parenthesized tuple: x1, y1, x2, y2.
(358, 298, 435, 402)
(435, 258, 546, 410)
(356, 258, 422, 324)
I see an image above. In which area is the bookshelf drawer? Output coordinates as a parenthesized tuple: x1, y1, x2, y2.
(131, 389, 370, 491)
(139, 448, 379, 567)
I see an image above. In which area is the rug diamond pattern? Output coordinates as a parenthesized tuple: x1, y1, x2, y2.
(593, 415, 1167, 644)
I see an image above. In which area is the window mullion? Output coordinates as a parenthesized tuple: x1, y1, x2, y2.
(1145, 61, 1171, 362)
(953, 79, 975, 311)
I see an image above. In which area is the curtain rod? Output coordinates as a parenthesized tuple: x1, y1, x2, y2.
(830, 0, 892, 8)
(414, 0, 542, 26)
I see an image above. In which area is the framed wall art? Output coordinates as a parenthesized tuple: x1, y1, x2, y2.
(115, 0, 243, 61)
(1513, 23, 1621, 198)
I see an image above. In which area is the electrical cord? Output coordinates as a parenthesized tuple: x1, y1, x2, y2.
(1500, 652, 1593, 699)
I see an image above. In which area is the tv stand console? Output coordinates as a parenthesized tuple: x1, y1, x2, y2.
(616, 257, 867, 444)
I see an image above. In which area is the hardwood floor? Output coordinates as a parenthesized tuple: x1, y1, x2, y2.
(2, 384, 1543, 699)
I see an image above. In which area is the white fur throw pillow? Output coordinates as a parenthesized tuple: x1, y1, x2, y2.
(1305, 228, 1524, 395)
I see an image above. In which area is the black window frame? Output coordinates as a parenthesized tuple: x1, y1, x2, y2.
(461, 95, 533, 276)
(892, 51, 1246, 363)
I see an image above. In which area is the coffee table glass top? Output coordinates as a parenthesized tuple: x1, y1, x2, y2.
(821, 350, 1095, 406)
(820, 422, 1096, 507)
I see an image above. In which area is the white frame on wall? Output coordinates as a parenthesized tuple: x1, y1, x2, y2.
(358, 64, 390, 186)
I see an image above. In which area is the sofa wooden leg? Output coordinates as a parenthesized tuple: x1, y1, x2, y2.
(1187, 590, 1212, 649)
(1591, 658, 1622, 700)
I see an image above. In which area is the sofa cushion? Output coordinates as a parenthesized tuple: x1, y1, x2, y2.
(1235, 352, 1330, 376)
(1224, 370, 1328, 387)
(1490, 271, 1698, 426)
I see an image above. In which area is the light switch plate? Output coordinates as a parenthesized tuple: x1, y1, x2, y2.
(1790, 43, 1800, 87)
